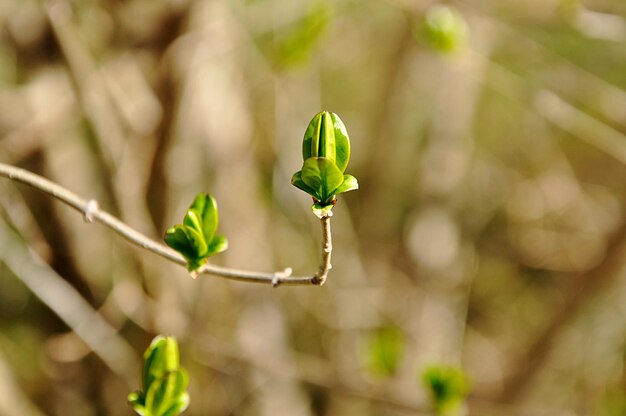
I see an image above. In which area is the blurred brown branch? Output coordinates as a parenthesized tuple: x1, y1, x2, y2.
(499, 218, 626, 403)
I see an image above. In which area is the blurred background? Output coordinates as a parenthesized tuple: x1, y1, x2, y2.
(1, 0, 626, 414)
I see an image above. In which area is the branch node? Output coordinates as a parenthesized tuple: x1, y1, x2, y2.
(271, 267, 293, 287)
(83, 199, 99, 223)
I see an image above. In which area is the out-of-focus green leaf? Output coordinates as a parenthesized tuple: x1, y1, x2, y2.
(422, 364, 470, 415)
(207, 235, 228, 256)
(276, 2, 332, 68)
(364, 327, 405, 378)
(419, 5, 469, 54)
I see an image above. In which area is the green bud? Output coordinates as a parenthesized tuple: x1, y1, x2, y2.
(129, 336, 190, 416)
(142, 336, 180, 392)
(302, 111, 351, 172)
(164, 193, 228, 273)
(292, 111, 358, 217)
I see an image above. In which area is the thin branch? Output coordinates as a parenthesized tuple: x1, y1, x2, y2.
(312, 215, 332, 285)
(0, 162, 328, 286)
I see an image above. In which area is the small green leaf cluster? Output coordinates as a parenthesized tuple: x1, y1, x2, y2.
(422, 364, 470, 415)
(291, 111, 359, 217)
(419, 5, 469, 54)
(128, 336, 190, 416)
(164, 194, 228, 272)
(364, 326, 405, 378)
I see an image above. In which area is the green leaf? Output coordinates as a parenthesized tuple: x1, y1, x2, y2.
(185, 194, 219, 243)
(303, 111, 334, 161)
(164, 226, 196, 261)
(422, 365, 470, 414)
(301, 157, 344, 204)
(329, 112, 350, 173)
(182, 209, 202, 235)
(420, 5, 469, 54)
(275, 2, 331, 68)
(334, 174, 359, 196)
(165, 193, 227, 271)
(291, 170, 320, 200)
(208, 235, 228, 256)
(364, 327, 404, 378)
(184, 226, 208, 259)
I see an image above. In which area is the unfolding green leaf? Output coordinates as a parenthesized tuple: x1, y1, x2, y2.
(334, 174, 359, 195)
(291, 170, 319, 200)
(164, 226, 197, 262)
(301, 157, 344, 204)
(208, 235, 228, 256)
(182, 209, 202, 235)
(186, 193, 219, 243)
(165, 193, 227, 272)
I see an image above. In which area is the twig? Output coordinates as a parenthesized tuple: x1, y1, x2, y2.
(0, 162, 330, 286)
(312, 215, 332, 285)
